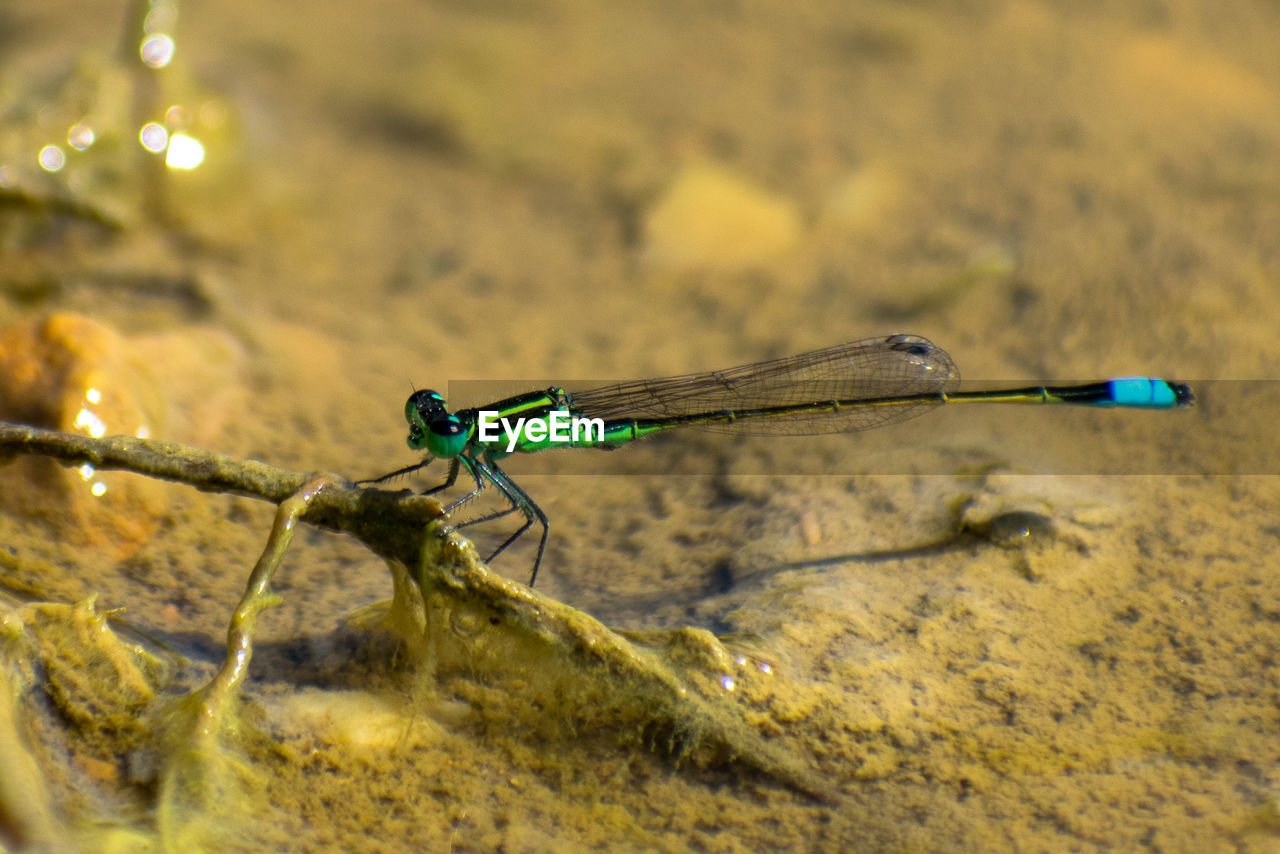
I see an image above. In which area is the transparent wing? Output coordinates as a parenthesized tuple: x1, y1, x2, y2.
(568, 334, 960, 436)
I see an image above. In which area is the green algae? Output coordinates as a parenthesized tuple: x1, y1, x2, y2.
(0, 612, 71, 851)
(1, 597, 167, 851)
(392, 523, 834, 800)
(0, 420, 832, 849)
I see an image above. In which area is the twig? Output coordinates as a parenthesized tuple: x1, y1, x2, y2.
(0, 420, 442, 566)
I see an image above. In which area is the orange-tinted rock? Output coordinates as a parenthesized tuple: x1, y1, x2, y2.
(0, 313, 241, 558)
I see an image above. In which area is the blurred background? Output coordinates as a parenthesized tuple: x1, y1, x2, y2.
(1, 0, 1277, 850)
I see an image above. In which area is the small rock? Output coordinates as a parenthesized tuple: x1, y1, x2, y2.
(643, 164, 801, 272)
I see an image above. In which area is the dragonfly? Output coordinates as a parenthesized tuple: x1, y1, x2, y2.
(369, 334, 1194, 585)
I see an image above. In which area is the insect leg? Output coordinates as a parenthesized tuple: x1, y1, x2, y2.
(356, 456, 436, 487)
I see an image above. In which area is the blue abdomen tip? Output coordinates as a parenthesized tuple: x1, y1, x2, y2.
(1108, 378, 1178, 408)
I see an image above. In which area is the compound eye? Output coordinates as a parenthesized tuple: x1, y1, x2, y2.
(407, 389, 447, 419)
(406, 390, 453, 450)
(424, 414, 468, 457)
(430, 418, 464, 438)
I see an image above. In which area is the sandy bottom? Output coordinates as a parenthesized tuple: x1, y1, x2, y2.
(1, 1, 1277, 850)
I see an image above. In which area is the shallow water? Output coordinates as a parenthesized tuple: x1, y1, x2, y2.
(1, 1, 1277, 850)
